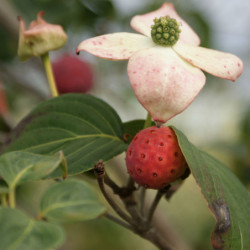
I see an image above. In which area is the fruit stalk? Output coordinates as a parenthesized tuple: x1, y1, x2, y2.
(143, 112, 152, 128)
(41, 52, 59, 97)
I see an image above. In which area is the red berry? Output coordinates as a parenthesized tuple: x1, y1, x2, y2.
(52, 54, 94, 94)
(125, 126, 188, 189)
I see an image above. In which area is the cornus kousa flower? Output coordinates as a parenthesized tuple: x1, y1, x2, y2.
(77, 3, 243, 123)
(18, 12, 67, 61)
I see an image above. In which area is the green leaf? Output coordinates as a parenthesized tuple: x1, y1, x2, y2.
(39, 179, 106, 223)
(122, 119, 154, 143)
(0, 207, 64, 250)
(173, 127, 250, 249)
(1, 94, 127, 177)
(0, 151, 64, 189)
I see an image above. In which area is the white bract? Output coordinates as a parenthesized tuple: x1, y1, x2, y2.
(77, 3, 243, 123)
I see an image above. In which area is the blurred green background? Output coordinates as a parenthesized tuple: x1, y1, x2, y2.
(0, 0, 249, 249)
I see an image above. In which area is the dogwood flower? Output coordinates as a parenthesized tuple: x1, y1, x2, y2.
(18, 12, 67, 61)
(77, 3, 243, 123)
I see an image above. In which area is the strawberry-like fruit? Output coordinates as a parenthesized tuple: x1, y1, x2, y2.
(125, 126, 188, 189)
(52, 54, 94, 94)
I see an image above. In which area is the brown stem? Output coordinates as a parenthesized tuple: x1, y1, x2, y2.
(122, 192, 142, 224)
(104, 173, 121, 193)
(126, 176, 135, 191)
(139, 187, 146, 216)
(104, 213, 134, 231)
(94, 160, 175, 250)
(147, 185, 171, 225)
(104, 172, 140, 221)
(139, 227, 174, 250)
(105, 213, 173, 250)
(94, 160, 136, 226)
(104, 172, 136, 198)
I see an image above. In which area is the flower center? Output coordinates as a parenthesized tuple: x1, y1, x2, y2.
(151, 15, 181, 46)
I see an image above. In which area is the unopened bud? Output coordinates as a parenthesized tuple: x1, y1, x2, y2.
(18, 12, 67, 61)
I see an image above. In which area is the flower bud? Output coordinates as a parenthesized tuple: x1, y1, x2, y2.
(18, 12, 67, 61)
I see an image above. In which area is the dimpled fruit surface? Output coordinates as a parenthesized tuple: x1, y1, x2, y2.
(126, 126, 188, 189)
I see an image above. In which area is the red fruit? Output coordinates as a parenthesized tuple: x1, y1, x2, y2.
(52, 54, 94, 94)
(125, 126, 188, 189)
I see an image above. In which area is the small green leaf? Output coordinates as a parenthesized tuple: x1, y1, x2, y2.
(0, 207, 64, 250)
(1, 94, 127, 177)
(173, 127, 250, 249)
(122, 119, 154, 143)
(0, 151, 64, 189)
(39, 179, 106, 223)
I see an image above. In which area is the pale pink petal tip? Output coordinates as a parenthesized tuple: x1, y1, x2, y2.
(77, 33, 153, 60)
(127, 47, 206, 123)
(130, 2, 200, 46)
(174, 43, 244, 81)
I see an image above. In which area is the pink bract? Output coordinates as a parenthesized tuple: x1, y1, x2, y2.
(77, 3, 243, 123)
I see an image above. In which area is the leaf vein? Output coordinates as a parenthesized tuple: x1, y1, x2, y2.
(41, 200, 99, 216)
(23, 134, 122, 152)
(8, 220, 34, 250)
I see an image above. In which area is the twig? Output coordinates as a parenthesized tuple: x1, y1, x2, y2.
(126, 176, 135, 191)
(94, 160, 136, 226)
(139, 186, 146, 216)
(94, 160, 174, 250)
(103, 168, 140, 223)
(105, 213, 134, 231)
(147, 185, 171, 225)
(104, 172, 136, 198)
(139, 227, 173, 250)
(104, 174, 121, 193)
(105, 213, 173, 250)
(123, 194, 142, 224)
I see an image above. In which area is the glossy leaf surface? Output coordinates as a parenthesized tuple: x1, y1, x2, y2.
(173, 127, 250, 249)
(0, 207, 64, 250)
(39, 179, 106, 223)
(1, 94, 127, 177)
